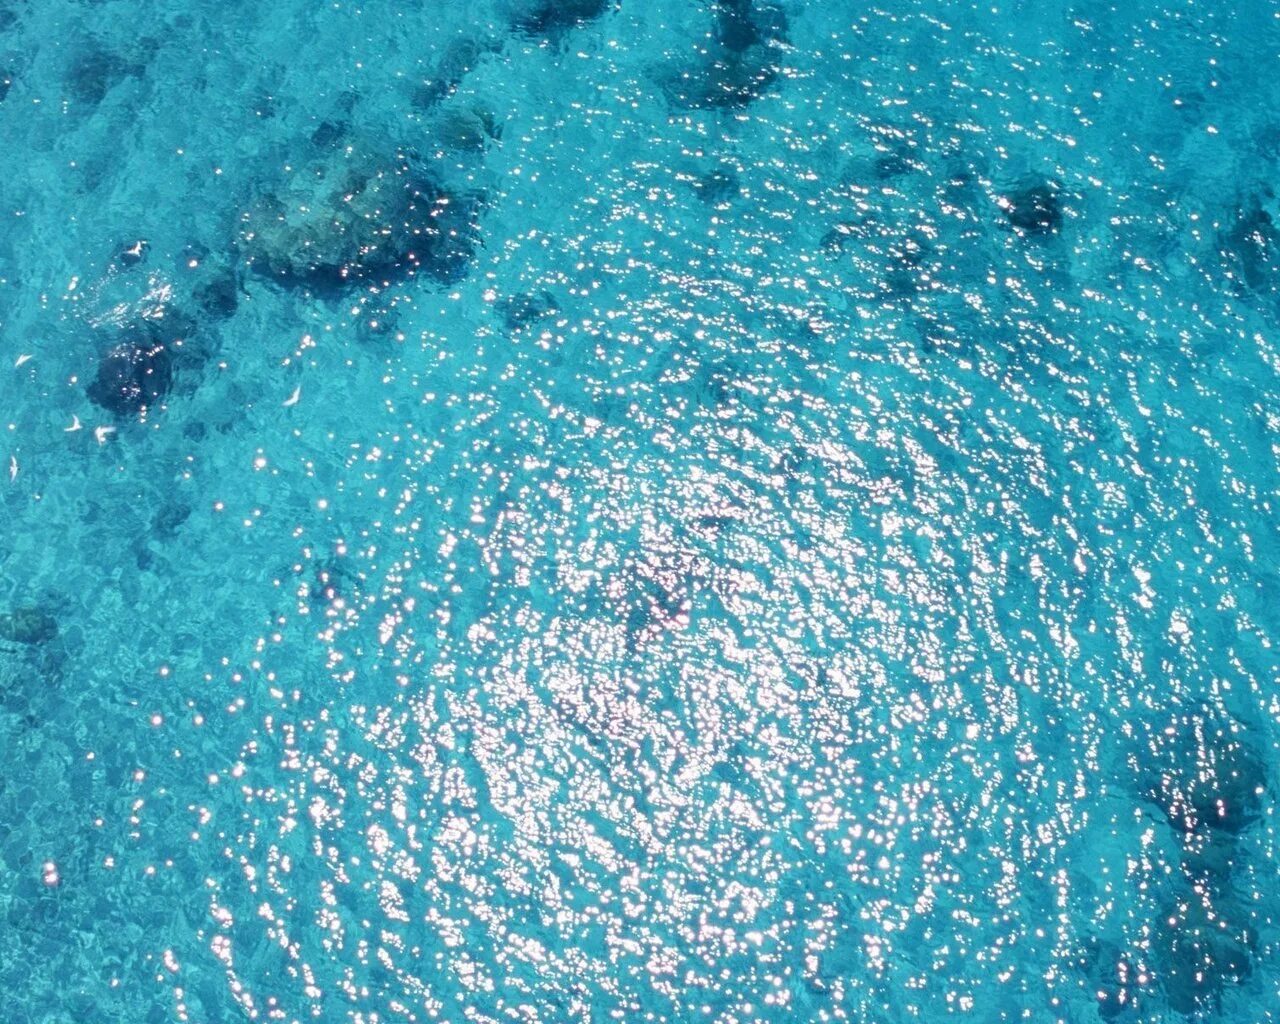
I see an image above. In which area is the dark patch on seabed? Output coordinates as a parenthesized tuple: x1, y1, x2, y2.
(86, 328, 174, 419)
(237, 141, 483, 292)
(668, 0, 788, 109)
(508, 0, 616, 36)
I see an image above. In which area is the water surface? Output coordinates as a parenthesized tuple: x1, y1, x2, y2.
(1, 1, 1279, 1021)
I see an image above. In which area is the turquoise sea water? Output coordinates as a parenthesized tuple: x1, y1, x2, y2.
(2, 1, 1279, 1021)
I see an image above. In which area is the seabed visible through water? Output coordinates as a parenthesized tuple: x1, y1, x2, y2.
(1, 1, 1279, 1022)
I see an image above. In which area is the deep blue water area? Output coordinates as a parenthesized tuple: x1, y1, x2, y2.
(1, 1, 1279, 1021)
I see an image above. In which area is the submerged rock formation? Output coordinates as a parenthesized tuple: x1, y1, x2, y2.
(1222, 191, 1280, 294)
(1119, 706, 1271, 1016)
(507, 0, 614, 36)
(86, 328, 174, 418)
(192, 269, 240, 320)
(1155, 890, 1256, 1016)
(1078, 936, 1152, 1020)
(65, 42, 144, 106)
(1148, 719, 1267, 839)
(713, 0, 787, 56)
(151, 500, 192, 537)
(238, 144, 483, 291)
(668, 0, 788, 110)
(692, 167, 741, 206)
(998, 178, 1064, 236)
(414, 36, 496, 108)
(0, 607, 57, 646)
(435, 104, 502, 153)
(497, 289, 559, 330)
(177, 242, 242, 321)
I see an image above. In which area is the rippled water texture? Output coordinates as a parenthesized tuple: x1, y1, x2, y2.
(2, 1, 1279, 1021)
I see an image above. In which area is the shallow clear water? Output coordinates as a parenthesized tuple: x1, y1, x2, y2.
(1, 1, 1278, 1021)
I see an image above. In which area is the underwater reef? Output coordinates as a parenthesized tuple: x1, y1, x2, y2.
(497, 289, 559, 331)
(506, 0, 615, 36)
(1123, 707, 1271, 1016)
(0, 606, 57, 647)
(998, 177, 1065, 236)
(1221, 191, 1280, 295)
(85, 327, 174, 419)
(414, 36, 497, 108)
(237, 143, 483, 292)
(667, 0, 788, 110)
(64, 39, 147, 106)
